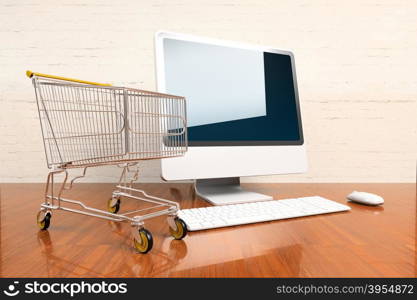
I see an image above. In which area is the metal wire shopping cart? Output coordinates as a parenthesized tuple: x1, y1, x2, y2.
(26, 70, 188, 253)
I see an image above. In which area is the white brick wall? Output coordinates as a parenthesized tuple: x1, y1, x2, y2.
(0, 0, 416, 182)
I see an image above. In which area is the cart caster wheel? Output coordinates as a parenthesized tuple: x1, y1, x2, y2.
(133, 228, 153, 254)
(169, 217, 188, 240)
(36, 210, 51, 230)
(107, 197, 121, 214)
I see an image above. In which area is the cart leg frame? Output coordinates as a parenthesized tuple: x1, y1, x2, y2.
(37, 164, 187, 253)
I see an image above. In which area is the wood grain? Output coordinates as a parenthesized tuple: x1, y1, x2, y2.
(0, 183, 415, 277)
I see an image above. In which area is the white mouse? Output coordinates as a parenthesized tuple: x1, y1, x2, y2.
(346, 191, 384, 206)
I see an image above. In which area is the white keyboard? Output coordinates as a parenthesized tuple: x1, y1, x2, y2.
(178, 196, 351, 231)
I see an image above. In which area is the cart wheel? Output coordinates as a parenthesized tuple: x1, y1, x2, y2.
(133, 228, 153, 254)
(107, 197, 121, 214)
(169, 217, 188, 240)
(36, 210, 51, 230)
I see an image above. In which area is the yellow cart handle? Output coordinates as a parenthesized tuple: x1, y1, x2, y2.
(26, 70, 112, 86)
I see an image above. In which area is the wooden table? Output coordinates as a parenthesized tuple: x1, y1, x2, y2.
(0, 183, 415, 277)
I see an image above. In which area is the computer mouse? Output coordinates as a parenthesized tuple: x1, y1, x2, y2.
(346, 191, 384, 206)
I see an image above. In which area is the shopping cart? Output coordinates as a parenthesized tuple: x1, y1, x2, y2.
(26, 70, 188, 253)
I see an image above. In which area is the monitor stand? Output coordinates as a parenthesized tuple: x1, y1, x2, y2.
(195, 177, 273, 206)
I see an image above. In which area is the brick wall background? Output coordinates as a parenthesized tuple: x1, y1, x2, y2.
(1, 0, 416, 182)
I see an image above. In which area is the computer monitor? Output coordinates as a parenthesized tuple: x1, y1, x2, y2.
(155, 31, 307, 205)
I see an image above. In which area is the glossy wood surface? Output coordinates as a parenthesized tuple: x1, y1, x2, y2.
(0, 183, 415, 277)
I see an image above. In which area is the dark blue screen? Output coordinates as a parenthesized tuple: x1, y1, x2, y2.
(186, 52, 303, 146)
